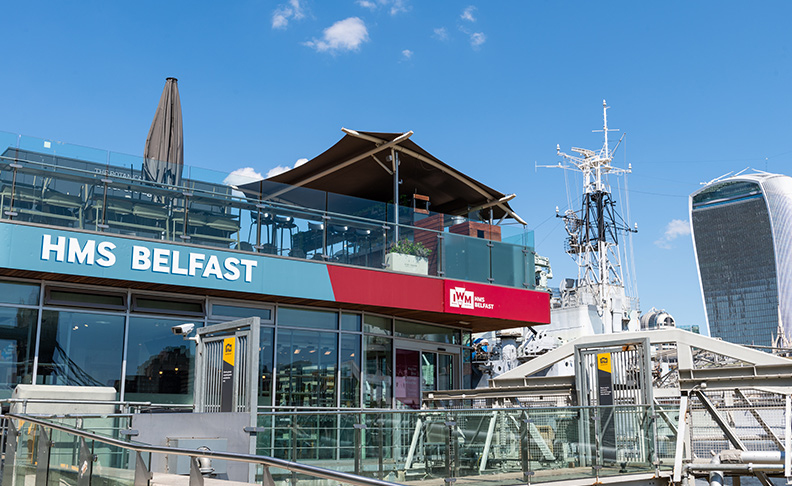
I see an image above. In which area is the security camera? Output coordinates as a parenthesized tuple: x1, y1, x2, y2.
(171, 323, 195, 336)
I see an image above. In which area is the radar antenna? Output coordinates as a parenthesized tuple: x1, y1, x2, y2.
(538, 100, 637, 323)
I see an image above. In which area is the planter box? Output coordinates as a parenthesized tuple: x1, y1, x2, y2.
(385, 253, 429, 275)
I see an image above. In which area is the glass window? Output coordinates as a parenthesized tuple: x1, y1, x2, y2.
(211, 303, 272, 322)
(46, 287, 126, 310)
(340, 313, 361, 332)
(275, 329, 337, 407)
(278, 307, 337, 330)
(364, 315, 391, 335)
(0, 281, 40, 305)
(37, 311, 124, 390)
(132, 296, 204, 316)
(395, 320, 459, 344)
(462, 348, 473, 389)
(0, 307, 37, 397)
(124, 316, 196, 404)
(340, 334, 360, 407)
(438, 354, 453, 391)
(421, 352, 436, 392)
(363, 335, 392, 408)
(259, 327, 274, 407)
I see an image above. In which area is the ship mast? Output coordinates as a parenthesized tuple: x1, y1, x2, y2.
(542, 101, 637, 323)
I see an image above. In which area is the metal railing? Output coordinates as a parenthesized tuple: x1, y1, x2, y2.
(0, 133, 535, 289)
(0, 413, 403, 486)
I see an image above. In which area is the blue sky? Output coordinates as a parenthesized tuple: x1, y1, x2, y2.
(3, 1, 791, 331)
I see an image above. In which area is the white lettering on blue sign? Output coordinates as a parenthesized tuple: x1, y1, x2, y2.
(130, 245, 256, 282)
(41, 234, 255, 283)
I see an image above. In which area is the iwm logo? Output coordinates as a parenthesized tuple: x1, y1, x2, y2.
(449, 287, 475, 309)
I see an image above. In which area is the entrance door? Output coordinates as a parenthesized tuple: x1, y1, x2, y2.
(395, 349, 421, 409)
(395, 347, 457, 409)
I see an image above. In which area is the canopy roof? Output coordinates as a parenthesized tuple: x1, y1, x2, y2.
(241, 129, 523, 222)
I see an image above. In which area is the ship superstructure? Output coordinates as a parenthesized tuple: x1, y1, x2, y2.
(474, 101, 668, 384)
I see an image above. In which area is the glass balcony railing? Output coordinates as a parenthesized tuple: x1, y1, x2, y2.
(2, 405, 676, 486)
(254, 405, 674, 485)
(0, 131, 536, 289)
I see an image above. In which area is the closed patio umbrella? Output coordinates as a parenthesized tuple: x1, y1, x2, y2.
(143, 77, 183, 188)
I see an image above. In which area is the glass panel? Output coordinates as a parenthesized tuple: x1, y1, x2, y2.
(421, 352, 436, 392)
(491, 240, 528, 287)
(277, 307, 338, 330)
(340, 313, 361, 332)
(327, 215, 388, 269)
(340, 334, 361, 407)
(12, 421, 40, 486)
(91, 434, 136, 486)
(438, 354, 453, 390)
(133, 296, 204, 315)
(442, 232, 491, 283)
(259, 326, 274, 407)
(47, 288, 126, 309)
(124, 316, 196, 404)
(395, 349, 420, 410)
(0, 280, 40, 305)
(462, 348, 473, 389)
(363, 314, 391, 335)
(211, 303, 272, 321)
(363, 335, 392, 408)
(37, 311, 124, 389)
(0, 307, 37, 398)
(394, 320, 459, 344)
(275, 329, 337, 407)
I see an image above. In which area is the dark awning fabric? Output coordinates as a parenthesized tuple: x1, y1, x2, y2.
(239, 131, 518, 220)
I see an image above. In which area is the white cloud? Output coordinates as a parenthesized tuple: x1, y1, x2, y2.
(389, 0, 409, 15)
(356, 0, 409, 15)
(272, 0, 305, 29)
(470, 32, 486, 47)
(433, 27, 449, 41)
(401, 49, 413, 60)
(266, 158, 310, 179)
(461, 6, 477, 22)
(304, 17, 369, 53)
(223, 167, 264, 186)
(654, 219, 691, 249)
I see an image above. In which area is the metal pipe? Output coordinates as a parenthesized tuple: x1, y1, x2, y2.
(686, 463, 785, 473)
(4, 414, 402, 486)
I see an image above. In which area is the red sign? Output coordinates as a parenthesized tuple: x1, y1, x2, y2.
(444, 280, 550, 323)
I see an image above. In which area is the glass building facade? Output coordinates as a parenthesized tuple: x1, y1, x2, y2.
(0, 278, 470, 406)
(690, 174, 792, 347)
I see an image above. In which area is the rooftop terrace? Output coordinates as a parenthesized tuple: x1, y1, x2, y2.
(0, 131, 536, 289)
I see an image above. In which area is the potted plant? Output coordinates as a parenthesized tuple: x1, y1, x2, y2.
(385, 238, 431, 275)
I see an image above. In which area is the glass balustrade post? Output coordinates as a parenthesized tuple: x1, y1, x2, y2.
(4, 162, 22, 219)
(353, 421, 366, 475)
(290, 418, 297, 486)
(35, 426, 51, 486)
(2, 420, 18, 486)
(377, 417, 384, 480)
(98, 176, 111, 230)
(520, 413, 532, 484)
(134, 451, 152, 486)
(77, 437, 93, 486)
(180, 192, 193, 241)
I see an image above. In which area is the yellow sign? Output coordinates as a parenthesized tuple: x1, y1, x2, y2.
(597, 352, 612, 374)
(223, 337, 235, 366)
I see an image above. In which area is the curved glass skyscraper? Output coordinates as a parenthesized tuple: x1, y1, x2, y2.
(690, 173, 792, 347)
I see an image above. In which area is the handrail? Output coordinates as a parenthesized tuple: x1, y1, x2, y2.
(3, 413, 403, 486)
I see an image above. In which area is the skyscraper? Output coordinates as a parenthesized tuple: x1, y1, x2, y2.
(690, 172, 792, 347)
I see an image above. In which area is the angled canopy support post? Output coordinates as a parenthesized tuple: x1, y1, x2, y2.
(263, 131, 413, 202)
(342, 128, 527, 225)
